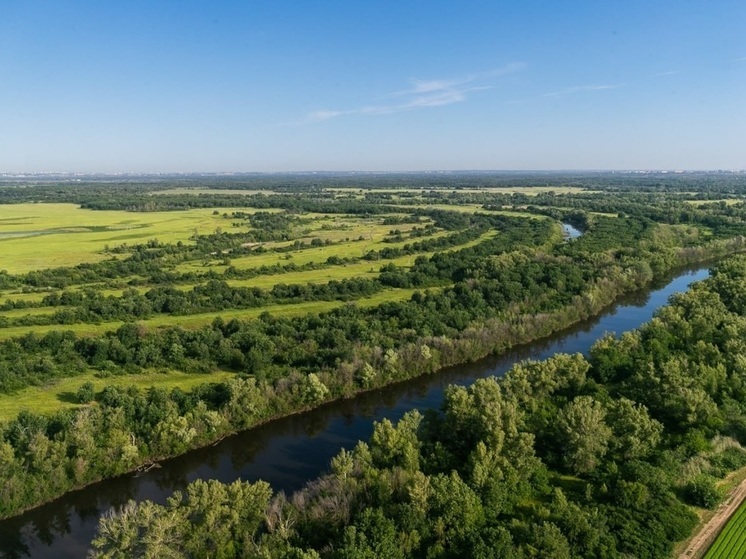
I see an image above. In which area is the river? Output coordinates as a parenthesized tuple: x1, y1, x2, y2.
(0, 263, 710, 559)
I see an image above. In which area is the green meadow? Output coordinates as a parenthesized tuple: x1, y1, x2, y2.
(0, 203, 261, 273)
(0, 195, 497, 418)
(0, 370, 236, 422)
(0, 286, 426, 341)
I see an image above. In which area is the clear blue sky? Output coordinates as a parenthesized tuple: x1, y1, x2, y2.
(1, 1, 744, 173)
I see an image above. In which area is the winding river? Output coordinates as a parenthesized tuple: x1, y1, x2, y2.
(0, 260, 711, 558)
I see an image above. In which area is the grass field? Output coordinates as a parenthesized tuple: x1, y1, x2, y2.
(0, 370, 236, 421)
(0, 198, 491, 418)
(0, 286, 427, 341)
(0, 203, 270, 273)
(704, 500, 746, 558)
(0, 230, 496, 316)
(685, 199, 743, 207)
(177, 226, 452, 273)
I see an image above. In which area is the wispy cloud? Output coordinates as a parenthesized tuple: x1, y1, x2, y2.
(293, 62, 525, 125)
(654, 70, 679, 77)
(734, 57, 746, 63)
(542, 83, 624, 98)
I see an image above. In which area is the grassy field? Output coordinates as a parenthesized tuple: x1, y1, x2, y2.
(685, 199, 743, 207)
(0, 286, 427, 341)
(0, 198, 489, 418)
(0, 306, 58, 318)
(704, 500, 746, 558)
(0, 230, 496, 316)
(178, 226, 451, 273)
(0, 370, 236, 421)
(0, 203, 268, 273)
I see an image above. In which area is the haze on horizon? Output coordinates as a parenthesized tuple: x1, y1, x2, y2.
(1, 1, 744, 174)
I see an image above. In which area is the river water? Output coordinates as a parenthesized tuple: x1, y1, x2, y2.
(0, 264, 710, 559)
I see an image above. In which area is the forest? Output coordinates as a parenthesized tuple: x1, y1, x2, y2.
(1, 173, 746, 557)
(88, 254, 746, 558)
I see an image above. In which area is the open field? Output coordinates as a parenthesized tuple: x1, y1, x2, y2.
(685, 199, 743, 207)
(0, 369, 236, 421)
(701, 495, 746, 559)
(0, 229, 495, 316)
(703, 495, 746, 559)
(0, 203, 267, 273)
(0, 286, 426, 341)
(0, 306, 58, 318)
(178, 227, 452, 273)
(0, 290, 57, 303)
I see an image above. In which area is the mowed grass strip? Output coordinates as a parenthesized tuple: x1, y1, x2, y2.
(0, 306, 58, 318)
(705, 501, 746, 558)
(0, 291, 53, 304)
(0, 370, 236, 422)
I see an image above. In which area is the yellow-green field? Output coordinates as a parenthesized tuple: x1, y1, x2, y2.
(0, 203, 269, 273)
(685, 199, 743, 207)
(0, 370, 236, 421)
(178, 225, 450, 273)
(0, 286, 427, 341)
(0, 229, 495, 314)
(0, 198, 489, 419)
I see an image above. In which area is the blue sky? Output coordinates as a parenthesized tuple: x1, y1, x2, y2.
(1, 1, 744, 173)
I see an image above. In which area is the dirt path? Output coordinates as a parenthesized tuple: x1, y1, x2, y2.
(679, 478, 746, 558)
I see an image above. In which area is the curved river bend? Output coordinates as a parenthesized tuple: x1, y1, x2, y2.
(0, 265, 710, 559)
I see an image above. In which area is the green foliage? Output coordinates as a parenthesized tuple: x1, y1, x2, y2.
(4, 176, 746, 554)
(76, 381, 95, 404)
(86, 253, 746, 559)
(684, 474, 722, 509)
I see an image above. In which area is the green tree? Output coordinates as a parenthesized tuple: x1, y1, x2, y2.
(557, 396, 611, 474)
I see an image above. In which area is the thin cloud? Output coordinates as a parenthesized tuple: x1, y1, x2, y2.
(542, 83, 624, 98)
(734, 57, 746, 63)
(294, 63, 524, 124)
(654, 70, 679, 77)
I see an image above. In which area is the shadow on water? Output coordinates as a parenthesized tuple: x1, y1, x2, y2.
(0, 265, 711, 559)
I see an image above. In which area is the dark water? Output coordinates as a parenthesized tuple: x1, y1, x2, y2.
(0, 266, 711, 559)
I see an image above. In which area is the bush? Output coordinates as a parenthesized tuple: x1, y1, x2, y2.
(683, 475, 722, 508)
(76, 381, 96, 404)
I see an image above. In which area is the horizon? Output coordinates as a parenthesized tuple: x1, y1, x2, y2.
(2, 169, 745, 178)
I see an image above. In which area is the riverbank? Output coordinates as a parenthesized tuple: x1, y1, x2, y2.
(0, 262, 720, 558)
(0, 253, 704, 521)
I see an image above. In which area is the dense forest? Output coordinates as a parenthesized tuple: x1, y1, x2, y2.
(1, 174, 746, 557)
(88, 255, 746, 558)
